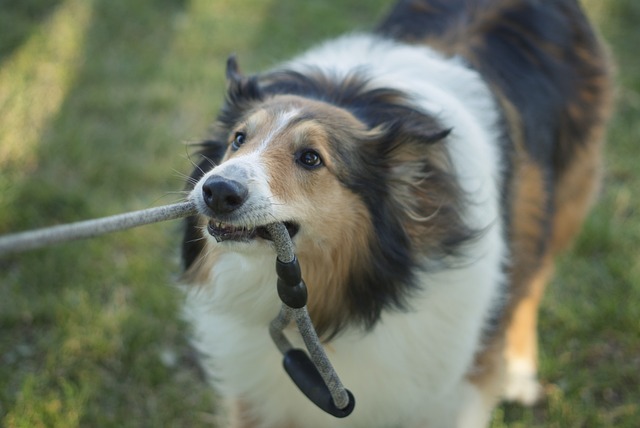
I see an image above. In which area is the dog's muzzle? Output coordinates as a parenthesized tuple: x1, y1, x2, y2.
(200, 175, 299, 242)
(202, 175, 248, 215)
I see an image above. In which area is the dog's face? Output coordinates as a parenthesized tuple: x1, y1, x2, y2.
(189, 94, 373, 256)
(184, 63, 474, 336)
(188, 95, 382, 335)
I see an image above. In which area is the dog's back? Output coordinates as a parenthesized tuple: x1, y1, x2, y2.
(378, 0, 612, 405)
(378, 0, 611, 173)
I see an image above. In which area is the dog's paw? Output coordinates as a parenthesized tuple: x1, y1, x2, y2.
(503, 361, 542, 406)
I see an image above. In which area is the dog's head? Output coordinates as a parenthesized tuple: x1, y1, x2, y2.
(190, 93, 372, 251)
(183, 57, 474, 336)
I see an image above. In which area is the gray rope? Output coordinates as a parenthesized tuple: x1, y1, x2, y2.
(0, 201, 197, 257)
(265, 223, 350, 410)
(265, 222, 295, 263)
(269, 305, 294, 354)
(293, 306, 350, 409)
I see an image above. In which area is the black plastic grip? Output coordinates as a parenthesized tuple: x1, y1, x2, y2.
(276, 257, 308, 309)
(282, 349, 355, 418)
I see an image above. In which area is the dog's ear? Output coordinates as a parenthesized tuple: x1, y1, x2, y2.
(377, 112, 453, 176)
(376, 117, 473, 257)
(372, 114, 458, 213)
(226, 54, 243, 85)
(225, 55, 261, 103)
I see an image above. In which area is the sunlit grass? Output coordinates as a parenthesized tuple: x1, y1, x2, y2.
(0, 0, 91, 170)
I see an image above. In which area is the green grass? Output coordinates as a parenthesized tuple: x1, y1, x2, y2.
(0, 0, 637, 426)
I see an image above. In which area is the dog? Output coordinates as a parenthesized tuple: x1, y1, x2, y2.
(180, 0, 612, 426)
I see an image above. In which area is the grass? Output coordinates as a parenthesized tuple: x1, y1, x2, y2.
(0, 0, 637, 426)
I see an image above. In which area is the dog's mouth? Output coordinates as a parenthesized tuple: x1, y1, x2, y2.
(206, 220, 300, 243)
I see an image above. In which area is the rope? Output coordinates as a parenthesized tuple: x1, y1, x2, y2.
(0, 201, 197, 256)
(269, 305, 295, 354)
(293, 306, 351, 409)
(265, 222, 296, 264)
(265, 223, 352, 411)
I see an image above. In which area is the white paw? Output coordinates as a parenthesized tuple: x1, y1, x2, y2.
(503, 361, 543, 406)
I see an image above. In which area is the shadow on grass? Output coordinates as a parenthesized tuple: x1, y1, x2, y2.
(0, 0, 63, 65)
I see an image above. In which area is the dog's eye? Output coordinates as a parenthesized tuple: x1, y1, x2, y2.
(231, 132, 246, 151)
(297, 149, 323, 169)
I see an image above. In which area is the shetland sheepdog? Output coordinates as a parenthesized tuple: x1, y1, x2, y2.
(181, 0, 612, 426)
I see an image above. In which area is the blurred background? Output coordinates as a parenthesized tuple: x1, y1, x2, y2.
(0, 0, 637, 426)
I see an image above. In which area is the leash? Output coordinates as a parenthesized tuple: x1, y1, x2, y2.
(266, 223, 355, 417)
(0, 201, 197, 256)
(0, 201, 355, 418)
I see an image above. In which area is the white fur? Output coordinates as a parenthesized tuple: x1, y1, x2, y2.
(504, 358, 542, 405)
(258, 108, 300, 151)
(184, 34, 506, 427)
(192, 151, 273, 224)
(456, 383, 495, 428)
(191, 108, 305, 229)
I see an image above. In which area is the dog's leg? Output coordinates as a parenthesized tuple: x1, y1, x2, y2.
(504, 140, 605, 405)
(463, 336, 507, 427)
(503, 258, 553, 405)
(500, 152, 551, 406)
(549, 142, 605, 257)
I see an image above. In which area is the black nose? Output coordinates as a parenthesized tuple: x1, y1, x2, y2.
(201, 176, 249, 214)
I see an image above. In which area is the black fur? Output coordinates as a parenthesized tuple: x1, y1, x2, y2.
(182, 139, 227, 270)
(377, 0, 609, 175)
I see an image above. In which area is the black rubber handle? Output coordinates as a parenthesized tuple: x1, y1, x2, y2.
(282, 349, 355, 418)
(276, 257, 308, 309)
